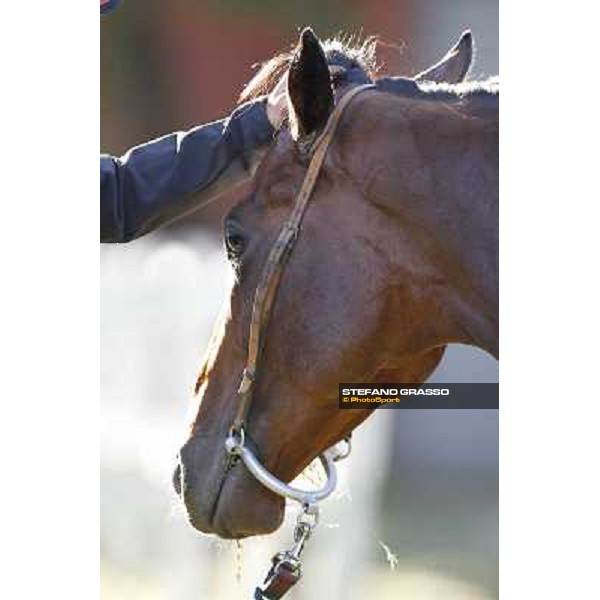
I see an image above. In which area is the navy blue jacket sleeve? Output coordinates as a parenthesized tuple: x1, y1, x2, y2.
(100, 98, 273, 242)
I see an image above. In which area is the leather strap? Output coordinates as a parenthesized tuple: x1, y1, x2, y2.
(231, 83, 374, 434)
(254, 556, 300, 600)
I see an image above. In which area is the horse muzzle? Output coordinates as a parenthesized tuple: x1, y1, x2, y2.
(174, 433, 285, 539)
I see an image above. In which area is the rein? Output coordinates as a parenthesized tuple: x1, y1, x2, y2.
(224, 83, 374, 599)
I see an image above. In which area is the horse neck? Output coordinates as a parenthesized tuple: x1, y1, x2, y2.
(413, 95, 498, 356)
(359, 92, 499, 357)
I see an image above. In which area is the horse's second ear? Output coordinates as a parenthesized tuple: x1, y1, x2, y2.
(288, 28, 334, 141)
(415, 30, 473, 84)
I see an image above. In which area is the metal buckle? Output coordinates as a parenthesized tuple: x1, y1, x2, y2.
(224, 426, 245, 471)
(237, 368, 255, 395)
(225, 426, 245, 455)
(333, 435, 352, 462)
(254, 503, 318, 599)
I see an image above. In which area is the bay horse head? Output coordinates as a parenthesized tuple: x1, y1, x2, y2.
(175, 28, 498, 539)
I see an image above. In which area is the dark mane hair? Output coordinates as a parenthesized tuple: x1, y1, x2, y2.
(239, 35, 379, 103)
(377, 75, 498, 101)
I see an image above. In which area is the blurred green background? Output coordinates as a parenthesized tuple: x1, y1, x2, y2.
(101, 1, 498, 598)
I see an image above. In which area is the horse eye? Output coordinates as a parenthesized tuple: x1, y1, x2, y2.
(224, 225, 246, 261)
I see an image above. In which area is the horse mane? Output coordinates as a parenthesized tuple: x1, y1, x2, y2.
(417, 76, 499, 96)
(239, 35, 380, 103)
(376, 75, 499, 114)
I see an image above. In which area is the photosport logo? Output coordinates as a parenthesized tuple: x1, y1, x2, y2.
(338, 383, 499, 409)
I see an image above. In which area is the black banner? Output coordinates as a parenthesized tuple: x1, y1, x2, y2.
(338, 383, 498, 409)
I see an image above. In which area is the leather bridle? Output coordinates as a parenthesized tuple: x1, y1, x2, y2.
(223, 83, 375, 599)
(229, 82, 375, 438)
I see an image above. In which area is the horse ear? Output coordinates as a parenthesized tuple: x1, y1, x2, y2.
(287, 27, 334, 142)
(415, 30, 473, 84)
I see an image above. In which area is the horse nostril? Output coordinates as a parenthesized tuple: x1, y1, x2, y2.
(172, 462, 182, 496)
